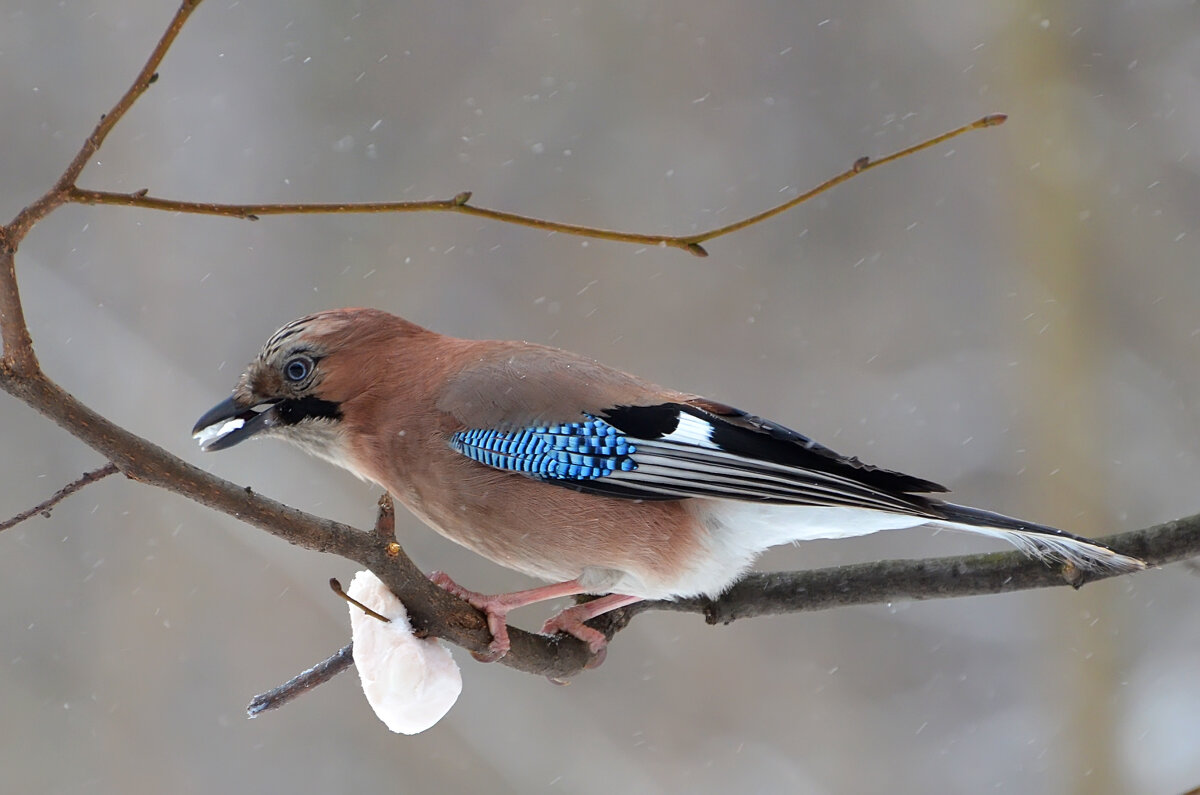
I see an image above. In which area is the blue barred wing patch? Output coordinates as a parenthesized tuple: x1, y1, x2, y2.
(450, 416, 638, 480)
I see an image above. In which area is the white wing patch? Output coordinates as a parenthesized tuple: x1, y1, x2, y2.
(659, 411, 719, 448)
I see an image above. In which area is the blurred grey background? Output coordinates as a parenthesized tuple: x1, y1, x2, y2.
(2, 1, 1198, 792)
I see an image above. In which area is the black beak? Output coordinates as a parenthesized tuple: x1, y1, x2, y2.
(192, 396, 279, 451)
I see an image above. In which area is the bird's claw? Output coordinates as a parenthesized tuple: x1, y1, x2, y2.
(429, 570, 512, 661)
(542, 607, 609, 668)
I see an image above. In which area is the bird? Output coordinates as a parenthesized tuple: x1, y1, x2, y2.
(193, 308, 1145, 661)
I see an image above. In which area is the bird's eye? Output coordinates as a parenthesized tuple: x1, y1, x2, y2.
(284, 355, 313, 383)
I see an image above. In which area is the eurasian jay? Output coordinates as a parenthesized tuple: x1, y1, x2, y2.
(193, 308, 1145, 660)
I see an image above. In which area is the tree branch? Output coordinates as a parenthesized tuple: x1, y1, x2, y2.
(0, 369, 597, 678)
(0, 463, 120, 532)
(633, 513, 1196, 625)
(247, 643, 354, 718)
(63, 114, 1004, 258)
(248, 511, 1198, 712)
(1, 0, 203, 376)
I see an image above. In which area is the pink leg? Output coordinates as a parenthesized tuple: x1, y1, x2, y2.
(429, 571, 589, 662)
(542, 593, 644, 667)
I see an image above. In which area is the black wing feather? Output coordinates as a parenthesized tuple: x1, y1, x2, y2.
(550, 402, 945, 513)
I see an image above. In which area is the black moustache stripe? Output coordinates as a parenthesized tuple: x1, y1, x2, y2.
(274, 397, 343, 425)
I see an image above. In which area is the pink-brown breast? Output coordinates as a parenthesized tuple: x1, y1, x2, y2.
(404, 451, 705, 595)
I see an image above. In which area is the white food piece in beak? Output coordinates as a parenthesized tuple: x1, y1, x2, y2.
(193, 417, 245, 448)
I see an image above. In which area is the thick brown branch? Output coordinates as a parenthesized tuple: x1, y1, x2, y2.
(251, 512, 1197, 713)
(0, 462, 120, 532)
(0, 244, 36, 375)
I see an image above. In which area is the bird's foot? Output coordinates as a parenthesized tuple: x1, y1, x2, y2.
(429, 571, 512, 662)
(427, 574, 635, 667)
(540, 593, 643, 669)
(541, 608, 609, 668)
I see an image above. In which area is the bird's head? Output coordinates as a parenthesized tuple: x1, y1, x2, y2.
(192, 309, 398, 461)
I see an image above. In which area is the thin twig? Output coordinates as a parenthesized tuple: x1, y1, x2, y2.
(687, 113, 1007, 245)
(0, 463, 119, 532)
(330, 578, 392, 623)
(246, 643, 354, 718)
(372, 493, 395, 541)
(65, 115, 1005, 257)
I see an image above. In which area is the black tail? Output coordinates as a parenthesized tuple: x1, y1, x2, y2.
(933, 502, 1145, 573)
